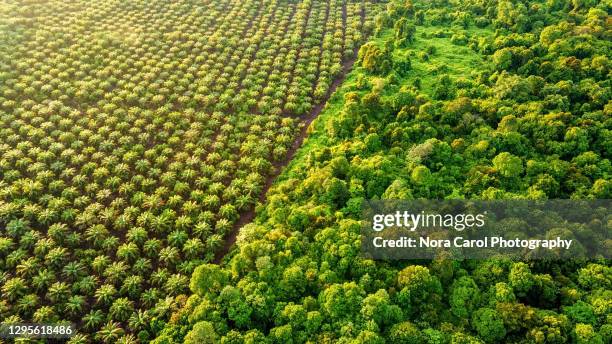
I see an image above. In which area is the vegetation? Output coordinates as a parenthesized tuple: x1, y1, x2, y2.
(0, 0, 377, 342)
(1, 0, 610, 342)
(156, 0, 611, 343)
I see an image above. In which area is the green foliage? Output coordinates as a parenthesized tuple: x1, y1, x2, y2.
(388, 321, 425, 344)
(319, 282, 365, 322)
(5, 0, 606, 342)
(394, 18, 417, 48)
(563, 301, 596, 325)
(190, 264, 230, 296)
(0, 0, 376, 341)
(432, 74, 455, 100)
(358, 42, 393, 75)
(163, 0, 611, 340)
(411, 165, 432, 185)
(471, 308, 506, 343)
(450, 276, 481, 318)
(493, 152, 524, 179)
(509, 262, 535, 297)
(361, 289, 403, 329)
(184, 321, 218, 344)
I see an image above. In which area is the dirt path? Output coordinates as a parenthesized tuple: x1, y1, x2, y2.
(213, 5, 367, 264)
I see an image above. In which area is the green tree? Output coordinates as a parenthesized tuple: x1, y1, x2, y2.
(361, 289, 403, 329)
(492, 152, 523, 178)
(394, 18, 417, 47)
(450, 276, 481, 318)
(358, 42, 392, 75)
(471, 307, 506, 343)
(319, 282, 365, 322)
(388, 321, 425, 344)
(96, 321, 125, 344)
(509, 262, 535, 297)
(396, 265, 442, 318)
(190, 264, 230, 296)
(184, 321, 218, 344)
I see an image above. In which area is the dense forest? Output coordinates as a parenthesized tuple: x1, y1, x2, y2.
(0, 0, 610, 343)
(154, 0, 611, 343)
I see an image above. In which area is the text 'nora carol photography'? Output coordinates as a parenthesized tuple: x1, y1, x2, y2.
(361, 199, 610, 260)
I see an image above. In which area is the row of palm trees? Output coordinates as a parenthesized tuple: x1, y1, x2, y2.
(2, 0, 366, 118)
(0, 0, 372, 342)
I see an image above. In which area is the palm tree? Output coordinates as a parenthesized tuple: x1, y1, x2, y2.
(46, 281, 70, 303)
(128, 309, 150, 332)
(203, 194, 220, 210)
(0, 236, 13, 256)
(215, 218, 232, 234)
(167, 194, 184, 208)
(17, 230, 42, 253)
(181, 200, 200, 215)
(83, 309, 105, 331)
(140, 288, 161, 308)
(64, 295, 87, 317)
(96, 321, 124, 344)
(31, 269, 55, 292)
(33, 306, 56, 323)
(99, 207, 117, 225)
(22, 203, 43, 222)
(235, 194, 253, 211)
(152, 296, 175, 318)
(64, 232, 83, 248)
(135, 211, 155, 229)
(118, 182, 135, 196)
(60, 208, 77, 222)
(170, 215, 192, 230)
(101, 236, 120, 254)
(142, 193, 163, 210)
(116, 242, 139, 262)
(109, 297, 134, 322)
(2, 277, 27, 301)
(67, 333, 89, 344)
(117, 334, 138, 344)
(95, 284, 117, 306)
(47, 223, 68, 243)
(120, 275, 143, 298)
(85, 225, 109, 247)
(62, 261, 85, 281)
(208, 182, 225, 195)
(6, 218, 29, 238)
(38, 209, 58, 225)
(75, 275, 98, 296)
(113, 214, 131, 230)
(103, 261, 128, 285)
(163, 274, 188, 295)
(143, 239, 162, 258)
(131, 258, 152, 276)
(168, 230, 188, 248)
(219, 204, 238, 221)
(114, 163, 130, 178)
(182, 238, 205, 259)
(206, 233, 224, 250)
(150, 269, 170, 287)
(32, 236, 53, 257)
(193, 221, 212, 238)
(152, 214, 171, 234)
(5, 248, 27, 269)
(211, 169, 229, 182)
(16, 293, 39, 316)
(16, 256, 39, 278)
(91, 255, 111, 273)
(158, 246, 180, 267)
(195, 176, 211, 189)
